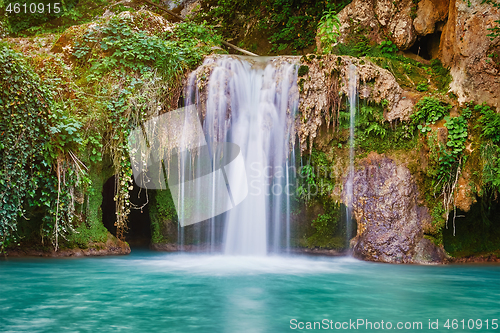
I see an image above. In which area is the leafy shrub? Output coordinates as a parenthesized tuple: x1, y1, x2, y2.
(4, 0, 79, 34)
(444, 115, 468, 156)
(0, 44, 82, 250)
(357, 104, 387, 139)
(411, 97, 451, 133)
(318, 9, 340, 54)
(378, 40, 398, 54)
(477, 103, 500, 192)
(73, 17, 223, 81)
(478, 103, 500, 144)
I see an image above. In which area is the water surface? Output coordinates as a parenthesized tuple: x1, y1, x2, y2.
(1, 250, 499, 332)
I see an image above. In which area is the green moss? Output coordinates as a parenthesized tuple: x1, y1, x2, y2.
(368, 56, 428, 90)
(149, 189, 178, 245)
(430, 59, 452, 92)
(302, 201, 355, 250)
(443, 198, 500, 257)
(65, 166, 112, 248)
(298, 77, 306, 93)
(298, 65, 309, 77)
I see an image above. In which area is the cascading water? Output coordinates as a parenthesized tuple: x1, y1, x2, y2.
(184, 56, 299, 255)
(345, 64, 357, 246)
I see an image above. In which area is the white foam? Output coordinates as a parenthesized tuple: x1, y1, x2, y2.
(119, 254, 360, 276)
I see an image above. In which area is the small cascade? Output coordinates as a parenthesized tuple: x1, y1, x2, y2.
(184, 56, 299, 255)
(345, 64, 358, 246)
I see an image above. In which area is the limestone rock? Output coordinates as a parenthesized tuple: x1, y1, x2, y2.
(439, 0, 500, 109)
(297, 55, 414, 151)
(343, 153, 445, 264)
(413, 0, 450, 35)
(329, 0, 417, 51)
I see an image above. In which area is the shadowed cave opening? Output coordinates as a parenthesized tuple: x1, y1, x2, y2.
(101, 176, 152, 246)
(443, 196, 500, 257)
(408, 31, 442, 60)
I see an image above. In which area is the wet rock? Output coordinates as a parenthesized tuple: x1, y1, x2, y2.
(439, 0, 500, 109)
(413, 238, 448, 264)
(343, 152, 445, 264)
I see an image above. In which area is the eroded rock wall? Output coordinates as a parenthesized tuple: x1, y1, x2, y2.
(297, 55, 415, 152)
(331, 0, 500, 109)
(342, 153, 446, 264)
(327, 0, 417, 50)
(439, 0, 500, 109)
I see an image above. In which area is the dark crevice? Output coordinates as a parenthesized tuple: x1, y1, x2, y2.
(408, 31, 442, 60)
(101, 176, 117, 237)
(101, 176, 152, 246)
(443, 196, 500, 257)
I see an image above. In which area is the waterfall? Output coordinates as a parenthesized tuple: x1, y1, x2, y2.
(345, 64, 357, 246)
(184, 56, 299, 255)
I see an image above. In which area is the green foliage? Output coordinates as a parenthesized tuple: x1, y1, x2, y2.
(305, 201, 347, 249)
(66, 170, 109, 248)
(356, 104, 387, 139)
(337, 34, 378, 58)
(425, 132, 454, 194)
(0, 44, 85, 250)
(84, 133, 103, 164)
(297, 150, 336, 203)
(477, 103, 500, 144)
(425, 111, 468, 196)
(416, 82, 429, 92)
(334, 101, 416, 153)
(0, 44, 50, 250)
(444, 115, 468, 156)
(481, 143, 500, 191)
(338, 37, 408, 59)
(46, 111, 83, 160)
(298, 65, 309, 76)
(414, 99, 468, 237)
(3, 0, 78, 34)
(420, 105, 470, 240)
(73, 17, 223, 81)
(429, 59, 452, 92)
(305, 211, 340, 248)
(411, 97, 451, 133)
(296, 164, 316, 202)
(476, 103, 500, 192)
(318, 9, 340, 54)
(378, 40, 398, 54)
(149, 189, 178, 244)
(195, 0, 351, 54)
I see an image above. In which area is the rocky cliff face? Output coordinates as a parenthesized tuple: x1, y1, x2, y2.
(307, 0, 500, 263)
(413, 0, 450, 36)
(333, 0, 417, 50)
(297, 55, 416, 152)
(342, 153, 446, 264)
(439, 0, 500, 109)
(331, 0, 500, 109)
